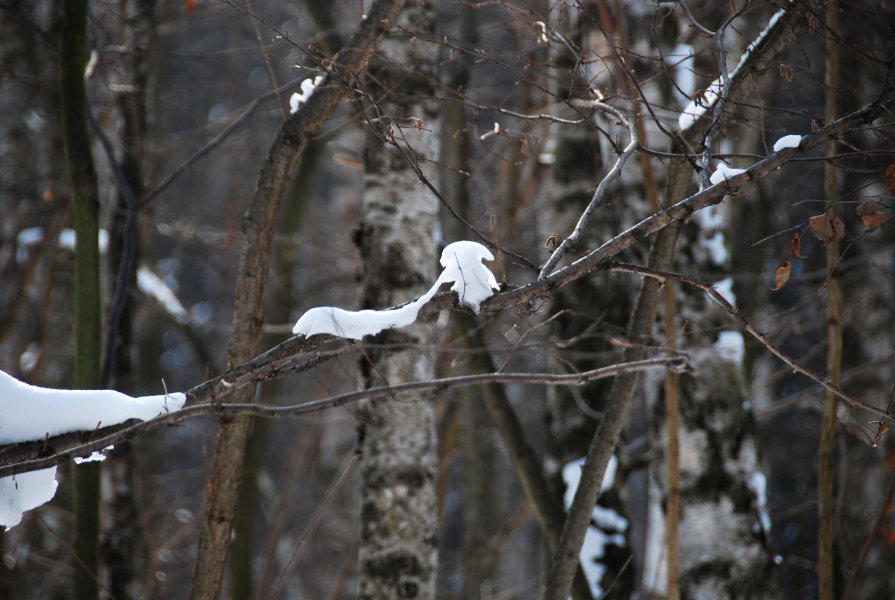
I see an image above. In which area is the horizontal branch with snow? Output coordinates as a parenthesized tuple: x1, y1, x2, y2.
(0, 98, 892, 522)
(0, 357, 686, 480)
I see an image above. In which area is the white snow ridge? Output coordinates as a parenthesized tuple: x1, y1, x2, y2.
(0, 370, 186, 529)
(293, 241, 500, 340)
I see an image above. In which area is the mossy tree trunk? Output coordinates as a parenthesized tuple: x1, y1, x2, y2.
(60, 0, 102, 597)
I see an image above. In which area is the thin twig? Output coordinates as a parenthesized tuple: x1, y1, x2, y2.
(538, 102, 638, 279)
(607, 261, 889, 420)
(0, 357, 686, 478)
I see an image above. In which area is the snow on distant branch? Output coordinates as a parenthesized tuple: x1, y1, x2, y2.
(293, 241, 499, 340)
(289, 75, 323, 114)
(677, 8, 785, 131)
(678, 77, 723, 131)
(16, 227, 190, 325)
(772, 134, 802, 152)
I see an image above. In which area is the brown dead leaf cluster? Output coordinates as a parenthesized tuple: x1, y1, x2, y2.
(856, 201, 889, 230)
(808, 214, 844, 246)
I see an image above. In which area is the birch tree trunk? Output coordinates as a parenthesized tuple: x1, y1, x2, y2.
(641, 9, 788, 599)
(357, 2, 439, 597)
(188, 2, 407, 597)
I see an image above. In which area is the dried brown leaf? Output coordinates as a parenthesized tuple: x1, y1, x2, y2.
(886, 163, 895, 196)
(809, 214, 845, 245)
(790, 233, 805, 258)
(771, 261, 792, 291)
(831, 217, 844, 242)
(856, 201, 889, 229)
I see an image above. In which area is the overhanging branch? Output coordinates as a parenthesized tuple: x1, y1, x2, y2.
(0, 357, 685, 478)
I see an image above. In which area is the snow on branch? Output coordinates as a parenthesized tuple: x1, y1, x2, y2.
(0, 370, 185, 528)
(289, 75, 323, 114)
(0, 370, 185, 444)
(678, 8, 786, 131)
(0, 99, 890, 528)
(292, 241, 499, 340)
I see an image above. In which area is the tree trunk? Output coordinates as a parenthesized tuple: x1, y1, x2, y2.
(60, 1, 102, 597)
(187, 2, 407, 597)
(357, 3, 439, 597)
(818, 2, 842, 597)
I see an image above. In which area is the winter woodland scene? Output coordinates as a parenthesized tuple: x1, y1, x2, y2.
(1, 1, 895, 598)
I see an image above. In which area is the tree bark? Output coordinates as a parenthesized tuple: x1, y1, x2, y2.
(60, 1, 102, 597)
(356, 3, 439, 598)
(188, 2, 408, 598)
(818, 1, 842, 597)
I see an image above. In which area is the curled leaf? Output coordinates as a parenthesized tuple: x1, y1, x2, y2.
(856, 201, 889, 230)
(809, 214, 844, 245)
(778, 63, 794, 82)
(790, 233, 805, 259)
(771, 261, 792, 291)
(885, 163, 895, 196)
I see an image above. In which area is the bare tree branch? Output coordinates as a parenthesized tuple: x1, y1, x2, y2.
(606, 261, 890, 420)
(0, 357, 685, 479)
(538, 102, 638, 279)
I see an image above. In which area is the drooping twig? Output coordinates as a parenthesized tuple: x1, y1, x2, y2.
(606, 261, 888, 420)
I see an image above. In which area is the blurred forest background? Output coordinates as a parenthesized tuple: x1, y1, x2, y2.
(1, 0, 895, 599)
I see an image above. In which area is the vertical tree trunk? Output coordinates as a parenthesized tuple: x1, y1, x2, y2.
(60, 1, 102, 597)
(357, 3, 439, 597)
(818, 4, 842, 599)
(102, 2, 156, 597)
(539, 4, 650, 597)
(187, 2, 407, 597)
(641, 10, 786, 598)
